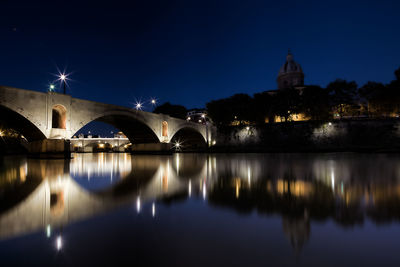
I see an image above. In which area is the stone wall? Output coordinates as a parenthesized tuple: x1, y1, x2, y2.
(213, 119, 400, 152)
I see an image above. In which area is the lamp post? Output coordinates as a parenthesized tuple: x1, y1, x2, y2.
(60, 74, 66, 94)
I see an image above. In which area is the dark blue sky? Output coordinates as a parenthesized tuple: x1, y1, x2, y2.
(1, 0, 400, 111)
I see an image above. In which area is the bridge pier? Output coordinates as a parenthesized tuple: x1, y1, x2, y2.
(131, 143, 173, 155)
(28, 139, 71, 159)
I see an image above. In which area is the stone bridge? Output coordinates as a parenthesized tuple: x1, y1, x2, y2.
(0, 86, 214, 153)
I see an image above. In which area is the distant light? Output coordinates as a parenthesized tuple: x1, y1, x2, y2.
(212, 140, 216, 145)
(152, 202, 156, 217)
(49, 84, 55, 91)
(175, 142, 180, 148)
(188, 180, 192, 196)
(151, 99, 156, 105)
(246, 126, 250, 130)
(98, 143, 105, 148)
(198, 120, 202, 123)
(56, 235, 62, 251)
(201, 114, 205, 118)
(187, 117, 191, 120)
(328, 122, 332, 126)
(59, 74, 67, 81)
(0, 131, 3, 137)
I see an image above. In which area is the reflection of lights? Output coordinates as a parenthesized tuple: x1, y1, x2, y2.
(46, 224, 51, 238)
(152, 202, 156, 217)
(188, 180, 192, 197)
(176, 154, 180, 174)
(56, 235, 62, 251)
(202, 181, 206, 200)
(235, 179, 240, 198)
(136, 196, 141, 213)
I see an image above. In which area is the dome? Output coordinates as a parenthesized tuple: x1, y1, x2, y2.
(277, 51, 304, 89)
(279, 52, 303, 75)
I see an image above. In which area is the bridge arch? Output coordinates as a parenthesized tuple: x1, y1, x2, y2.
(0, 104, 46, 141)
(170, 126, 207, 150)
(72, 110, 161, 144)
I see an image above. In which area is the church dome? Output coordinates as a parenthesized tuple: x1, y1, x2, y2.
(277, 51, 304, 89)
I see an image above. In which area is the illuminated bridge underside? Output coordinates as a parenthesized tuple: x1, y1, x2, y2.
(0, 86, 211, 146)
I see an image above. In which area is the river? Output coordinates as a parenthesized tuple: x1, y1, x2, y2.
(1, 153, 400, 266)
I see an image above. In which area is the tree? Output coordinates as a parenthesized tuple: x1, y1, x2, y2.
(359, 81, 386, 116)
(253, 91, 275, 123)
(153, 102, 187, 119)
(206, 94, 254, 125)
(271, 88, 301, 122)
(300, 85, 331, 120)
(327, 79, 358, 118)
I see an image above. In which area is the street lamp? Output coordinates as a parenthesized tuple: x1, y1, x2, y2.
(59, 73, 67, 94)
(49, 84, 55, 92)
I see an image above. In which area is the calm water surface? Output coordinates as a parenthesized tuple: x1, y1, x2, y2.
(1, 153, 400, 266)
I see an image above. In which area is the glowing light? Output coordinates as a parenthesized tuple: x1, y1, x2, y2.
(174, 141, 181, 150)
(46, 224, 51, 238)
(135, 102, 143, 110)
(188, 180, 192, 197)
(98, 143, 105, 148)
(187, 117, 191, 121)
(328, 122, 332, 126)
(0, 131, 3, 137)
(49, 84, 55, 91)
(198, 120, 202, 123)
(151, 99, 156, 105)
(212, 140, 216, 146)
(152, 202, 156, 217)
(246, 126, 250, 130)
(136, 196, 141, 213)
(201, 114, 205, 118)
(56, 235, 62, 251)
(60, 74, 66, 81)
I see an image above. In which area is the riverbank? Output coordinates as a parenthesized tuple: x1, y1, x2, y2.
(211, 119, 400, 153)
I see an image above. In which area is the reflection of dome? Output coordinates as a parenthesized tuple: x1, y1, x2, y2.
(282, 210, 310, 255)
(277, 51, 304, 89)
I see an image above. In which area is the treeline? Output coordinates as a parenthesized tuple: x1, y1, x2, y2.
(207, 67, 400, 125)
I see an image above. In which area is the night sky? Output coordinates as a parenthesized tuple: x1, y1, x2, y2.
(1, 0, 400, 112)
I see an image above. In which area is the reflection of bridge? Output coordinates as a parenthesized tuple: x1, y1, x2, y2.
(0, 154, 208, 241)
(0, 86, 215, 154)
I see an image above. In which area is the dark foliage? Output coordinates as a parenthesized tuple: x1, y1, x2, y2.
(153, 102, 187, 119)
